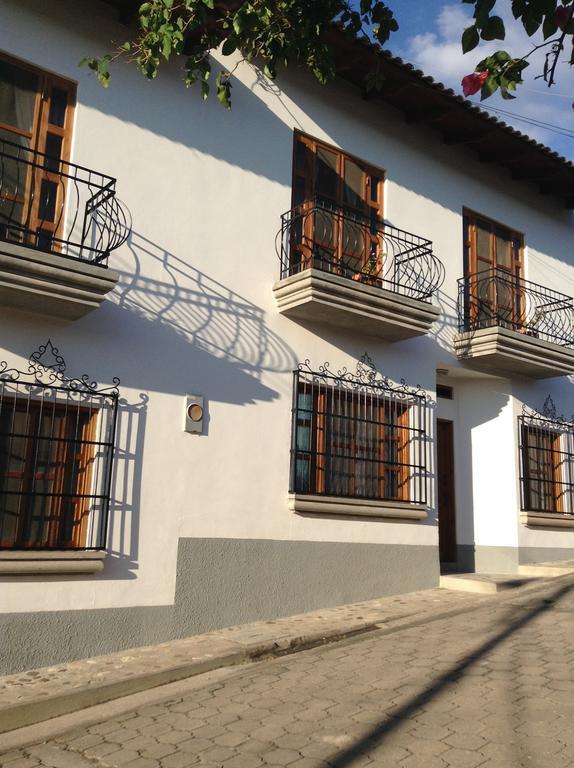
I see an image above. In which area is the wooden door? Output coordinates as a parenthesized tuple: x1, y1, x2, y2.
(437, 419, 457, 563)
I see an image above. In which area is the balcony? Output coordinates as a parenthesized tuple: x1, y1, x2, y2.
(455, 268, 574, 378)
(273, 201, 443, 341)
(0, 138, 129, 319)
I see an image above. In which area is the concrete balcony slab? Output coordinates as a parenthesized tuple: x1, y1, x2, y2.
(0, 241, 119, 320)
(273, 268, 440, 341)
(454, 325, 574, 378)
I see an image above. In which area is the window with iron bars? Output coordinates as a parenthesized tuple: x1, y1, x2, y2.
(0, 341, 119, 550)
(290, 357, 429, 505)
(519, 405, 574, 516)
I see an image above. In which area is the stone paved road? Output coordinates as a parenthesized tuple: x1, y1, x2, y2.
(2, 577, 574, 768)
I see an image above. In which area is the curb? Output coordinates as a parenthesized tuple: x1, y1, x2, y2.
(1, 572, 572, 736)
(0, 622, 378, 735)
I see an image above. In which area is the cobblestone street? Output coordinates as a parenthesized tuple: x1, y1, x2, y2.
(2, 577, 574, 768)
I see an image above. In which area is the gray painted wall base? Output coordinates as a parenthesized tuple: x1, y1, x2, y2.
(0, 537, 439, 675)
(518, 546, 574, 565)
(457, 544, 574, 573)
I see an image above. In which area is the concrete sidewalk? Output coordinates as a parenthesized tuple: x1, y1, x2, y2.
(1, 566, 572, 736)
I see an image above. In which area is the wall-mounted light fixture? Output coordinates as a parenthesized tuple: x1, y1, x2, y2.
(184, 395, 204, 434)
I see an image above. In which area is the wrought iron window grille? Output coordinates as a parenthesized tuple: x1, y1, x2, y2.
(290, 353, 430, 505)
(276, 199, 445, 302)
(519, 396, 574, 516)
(458, 268, 574, 347)
(0, 137, 131, 266)
(0, 340, 119, 551)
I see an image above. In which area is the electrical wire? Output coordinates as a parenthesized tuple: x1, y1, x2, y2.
(477, 104, 574, 140)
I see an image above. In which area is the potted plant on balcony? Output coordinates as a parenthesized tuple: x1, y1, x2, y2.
(351, 253, 383, 286)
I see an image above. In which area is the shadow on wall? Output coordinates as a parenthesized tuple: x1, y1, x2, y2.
(429, 286, 462, 358)
(105, 230, 297, 404)
(74, 12, 295, 186)
(102, 392, 149, 580)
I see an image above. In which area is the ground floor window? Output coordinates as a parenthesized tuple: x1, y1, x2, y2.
(0, 341, 119, 550)
(290, 355, 428, 504)
(519, 399, 574, 515)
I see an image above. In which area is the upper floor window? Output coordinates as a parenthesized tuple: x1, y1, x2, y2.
(464, 211, 523, 279)
(290, 356, 428, 505)
(292, 131, 384, 219)
(462, 210, 525, 333)
(289, 132, 385, 279)
(0, 53, 76, 251)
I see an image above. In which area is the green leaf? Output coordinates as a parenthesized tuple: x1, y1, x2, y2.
(480, 74, 499, 100)
(263, 63, 277, 79)
(480, 15, 505, 41)
(221, 37, 237, 56)
(462, 25, 480, 53)
(216, 71, 232, 108)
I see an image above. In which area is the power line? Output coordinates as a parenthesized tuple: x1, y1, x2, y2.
(479, 104, 574, 140)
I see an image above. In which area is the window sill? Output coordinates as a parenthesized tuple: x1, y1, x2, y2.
(288, 494, 428, 520)
(520, 512, 574, 529)
(0, 550, 106, 574)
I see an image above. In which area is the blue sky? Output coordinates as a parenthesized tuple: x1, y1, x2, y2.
(373, 1, 574, 160)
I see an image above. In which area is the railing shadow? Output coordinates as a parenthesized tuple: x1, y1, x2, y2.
(105, 230, 297, 404)
(325, 579, 574, 768)
(99, 392, 149, 579)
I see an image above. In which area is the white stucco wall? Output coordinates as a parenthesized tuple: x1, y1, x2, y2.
(0, 0, 572, 614)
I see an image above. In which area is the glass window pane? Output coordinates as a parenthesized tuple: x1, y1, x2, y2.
(48, 87, 67, 128)
(44, 133, 63, 171)
(315, 147, 338, 201)
(0, 59, 38, 134)
(495, 227, 513, 269)
(0, 126, 31, 200)
(370, 176, 380, 203)
(343, 160, 363, 210)
(341, 218, 366, 271)
(38, 178, 58, 222)
(294, 139, 308, 173)
(476, 220, 492, 265)
(313, 208, 337, 249)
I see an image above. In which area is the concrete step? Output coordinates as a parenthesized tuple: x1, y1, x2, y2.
(518, 561, 574, 578)
(440, 573, 543, 595)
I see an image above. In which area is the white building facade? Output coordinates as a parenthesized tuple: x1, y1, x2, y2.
(0, 0, 573, 674)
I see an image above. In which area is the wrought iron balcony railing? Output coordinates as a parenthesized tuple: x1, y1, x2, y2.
(0, 137, 130, 267)
(277, 200, 444, 301)
(458, 268, 574, 348)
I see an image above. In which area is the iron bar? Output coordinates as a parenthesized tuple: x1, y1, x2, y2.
(0, 137, 130, 266)
(277, 200, 444, 301)
(458, 268, 574, 347)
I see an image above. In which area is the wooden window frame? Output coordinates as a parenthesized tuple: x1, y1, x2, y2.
(0, 397, 98, 549)
(0, 51, 76, 251)
(521, 424, 564, 514)
(295, 383, 410, 502)
(291, 131, 386, 276)
(463, 208, 525, 331)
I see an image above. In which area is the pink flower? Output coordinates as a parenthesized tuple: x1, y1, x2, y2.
(555, 5, 572, 30)
(461, 71, 489, 97)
